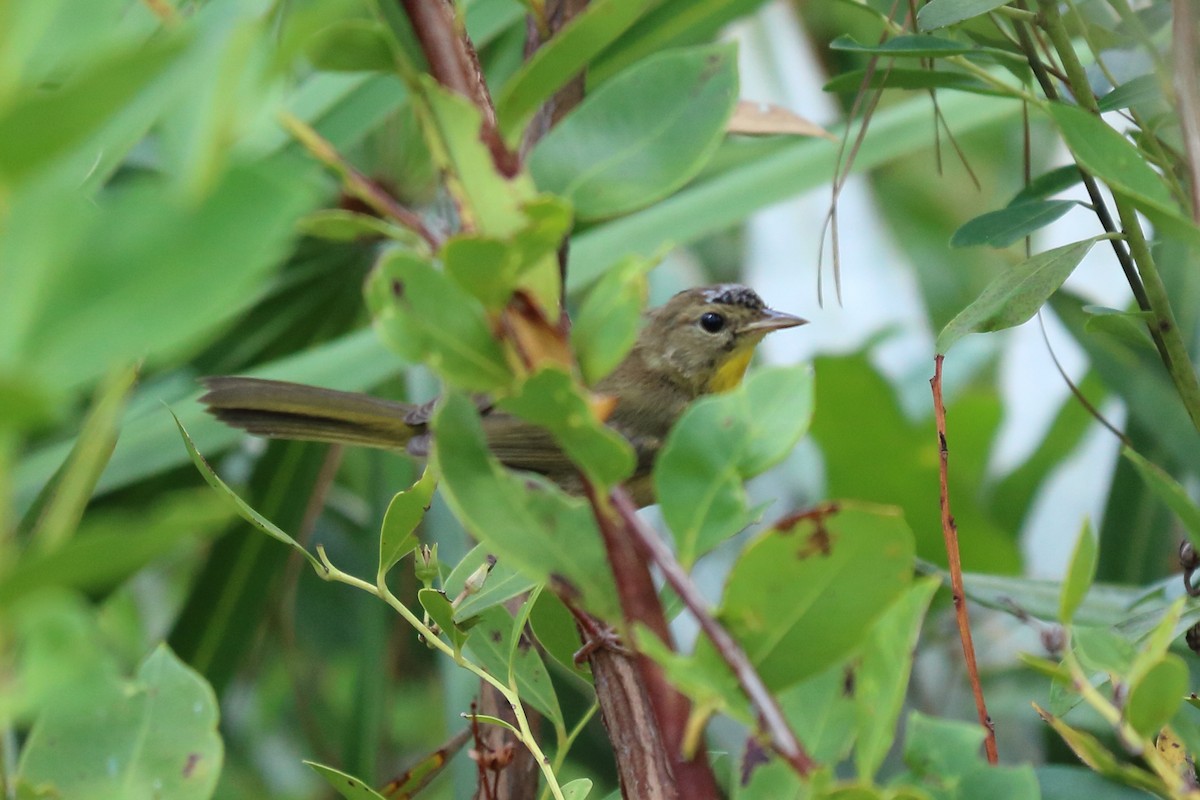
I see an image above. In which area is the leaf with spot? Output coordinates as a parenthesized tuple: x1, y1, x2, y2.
(366, 248, 513, 392)
(465, 606, 564, 730)
(714, 503, 915, 691)
(444, 545, 539, 623)
(306, 762, 388, 800)
(16, 645, 222, 800)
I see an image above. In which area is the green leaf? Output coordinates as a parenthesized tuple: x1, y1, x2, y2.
(306, 20, 397, 73)
(830, 33, 1023, 62)
(0, 489, 231, 607)
(561, 778, 594, 800)
(378, 467, 436, 578)
(173, 412, 323, 574)
(1126, 654, 1188, 739)
(823, 68, 1004, 95)
(1083, 307, 1157, 353)
(950, 200, 1079, 248)
(418, 588, 470, 654)
(904, 711, 986, 778)
(1036, 765, 1157, 800)
(496, 0, 650, 137)
(589, 0, 767, 84)
(305, 762, 389, 800)
(1009, 165, 1082, 205)
(904, 711, 1041, 798)
(1122, 447, 1200, 548)
(637, 625, 749, 722)
(16, 644, 222, 800)
(1, 591, 122, 724)
(367, 248, 513, 392)
(936, 238, 1098, 354)
(855, 578, 940, 779)
(432, 392, 620, 619)
(1037, 708, 1168, 795)
(1051, 294, 1200, 474)
(1060, 519, 1098, 623)
(528, 591, 592, 681)
(571, 254, 652, 386)
(496, 366, 636, 487)
(916, 0, 1012, 30)
(568, 84, 1020, 292)
(16, 328, 402, 516)
(412, 76, 534, 237)
(444, 546, 539, 623)
(465, 606, 564, 730)
(440, 195, 571, 312)
(296, 208, 428, 246)
(1097, 74, 1162, 113)
(1048, 103, 1199, 244)
(23, 163, 319, 392)
(26, 363, 137, 554)
(717, 503, 915, 690)
(1072, 626, 1135, 676)
(530, 43, 738, 220)
(0, 37, 185, 182)
(814, 356, 1017, 573)
(654, 366, 815, 566)
(777, 664, 857, 765)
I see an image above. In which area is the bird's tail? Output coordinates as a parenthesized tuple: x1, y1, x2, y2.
(199, 376, 417, 450)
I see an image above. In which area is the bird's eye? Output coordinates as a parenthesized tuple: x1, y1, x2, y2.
(699, 311, 725, 333)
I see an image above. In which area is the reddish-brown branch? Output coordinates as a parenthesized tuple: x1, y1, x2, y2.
(931, 355, 998, 764)
(279, 113, 440, 249)
(582, 481, 720, 798)
(609, 491, 816, 778)
(400, 0, 519, 176)
(562, 603, 678, 799)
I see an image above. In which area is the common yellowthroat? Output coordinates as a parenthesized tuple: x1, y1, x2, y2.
(201, 284, 805, 504)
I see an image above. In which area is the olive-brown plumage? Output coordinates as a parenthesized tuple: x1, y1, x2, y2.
(200, 284, 805, 504)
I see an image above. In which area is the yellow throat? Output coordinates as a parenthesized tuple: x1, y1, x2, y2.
(708, 346, 756, 393)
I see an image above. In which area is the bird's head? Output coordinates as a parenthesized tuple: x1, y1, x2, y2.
(637, 284, 806, 395)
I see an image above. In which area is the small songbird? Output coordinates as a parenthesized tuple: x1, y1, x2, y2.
(200, 284, 805, 505)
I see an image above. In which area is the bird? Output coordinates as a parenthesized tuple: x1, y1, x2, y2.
(200, 284, 805, 505)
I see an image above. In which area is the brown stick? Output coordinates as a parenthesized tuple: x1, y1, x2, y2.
(609, 491, 816, 778)
(568, 608, 679, 800)
(931, 355, 998, 764)
(400, 0, 519, 176)
(583, 482, 720, 799)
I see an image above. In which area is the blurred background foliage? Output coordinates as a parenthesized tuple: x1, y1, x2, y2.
(2, 0, 1200, 798)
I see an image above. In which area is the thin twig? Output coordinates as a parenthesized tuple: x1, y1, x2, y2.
(279, 112, 441, 249)
(931, 355, 998, 764)
(1036, 313, 1131, 447)
(608, 490, 817, 778)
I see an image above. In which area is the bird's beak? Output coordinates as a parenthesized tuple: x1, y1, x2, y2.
(743, 308, 808, 333)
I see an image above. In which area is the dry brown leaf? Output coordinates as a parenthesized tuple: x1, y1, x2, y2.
(728, 100, 836, 140)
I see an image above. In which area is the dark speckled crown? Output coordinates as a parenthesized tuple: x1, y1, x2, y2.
(703, 284, 766, 310)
